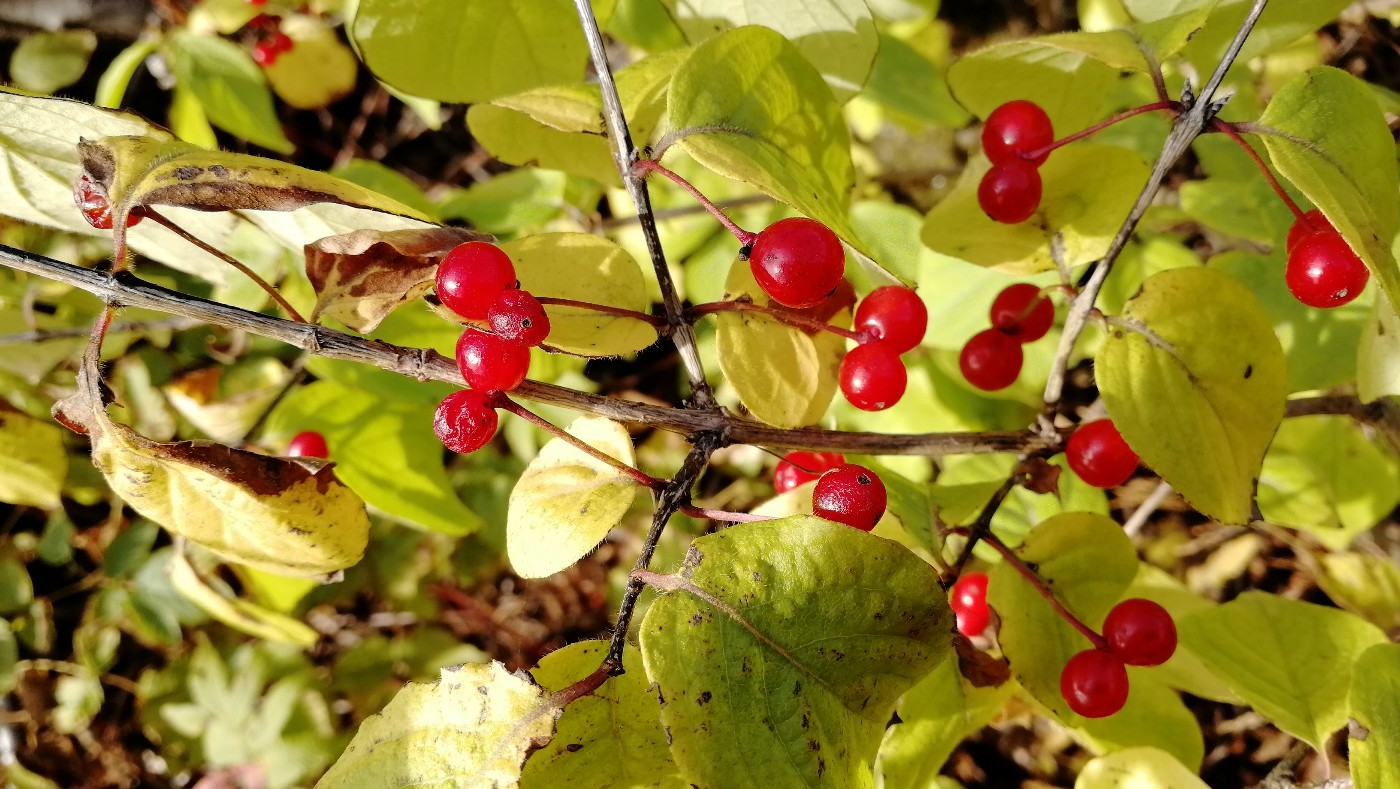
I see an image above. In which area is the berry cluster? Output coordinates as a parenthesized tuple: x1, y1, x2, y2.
(811, 463, 887, 532)
(840, 286, 928, 411)
(1283, 209, 1369, 309)
(74, 174, 143, 230)
(1065, 419, 1139, 489)
(978, 101, 1053, 224)
(1060, 598, 1177, 718)
(950, 571, 991, 636)
(959, 283, 1054, 391)
(246, 13, 295, 67)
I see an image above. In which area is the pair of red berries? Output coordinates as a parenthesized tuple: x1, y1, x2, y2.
(950, 571, 991, 636)
(977, 100, 1054, 224)
(959, 283, 1054, 391)
(1283, 209, 1369, 309)
(840, 286, 929, 411)
(1065, 419, 1139, 489)
(775, 453, 887, 532)
(75, 174, 143, 230)
(1061, 598, 1177, 718)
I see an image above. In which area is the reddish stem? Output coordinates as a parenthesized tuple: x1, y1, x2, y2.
(1210, 119, 1309, 222)
(1022, 101, 1181, 162)
(679, 505, 773, 523)
(632, 159, 759, 246)
(980, 531, 1109, 650)
(494, 395, 665, 491)
(688, 299, 865, 342)
(534, 296, 669, 329)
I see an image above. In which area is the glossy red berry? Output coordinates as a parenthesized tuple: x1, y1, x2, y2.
(749, 217, 846, 309)
(773, 451, 845, 494)
(1066, 420, 1138, 489)
(248, 0, 268, 5)
(433, 389, 498, 454)
(251, 41, 279, 67)
(456, 328, 530, 392)
(1060, 649, 1130, 719)
(978, 161, 1042, 224)
(990, 283, 1054, 342)
(950, 572, 991, 637)
(268, 31, 294, 55)
(75, 174, 142, 230)
(1103, 598, 1177, 667)
(1285, 208, 1328, 253)
(959, 329, 1023, 391)
(982, 100, 1054, 166)
(436, 242, 518, 320)
(839, 342, 907, 411)
(1286, 232, 1369, 309)
(286, 431, 328, 458)
(853, 286, 927, 353)
(487, 289, 551, 347)
(812, 464, 887, 532)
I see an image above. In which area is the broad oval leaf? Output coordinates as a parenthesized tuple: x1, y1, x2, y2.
(314, 661, 555, 789)
(11, 30, 96, 95)
(165, 30, 293, 154)
(1074, 747, 1208, 789)
(638, 517, 954, 789)
(0, 401, 67, 509)
(262, 16, 358, 110)
(1259, 66, 1400, 314)
(507, 417, 641, 579)
(1097, 267, 1287, 524)
(1177, 592, 1386, 750)
(1349, 643, 1400, 789)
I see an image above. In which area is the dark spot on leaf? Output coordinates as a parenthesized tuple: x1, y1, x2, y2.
(873, 611, 884, 620)
(565, 743, 583, 752)
(817, 757, 826, 777)
(1114, 330, 1124, 339)
(740, 658, 751, 676)
(665, 726, 672, 746)
(792, 681, 801, 695)
(697, 691, 711, 705)
(807, 739, 819, 752)
(690, 613, 703, 626)
(801, 713, 809, 729)
(831, 649, 845, 661)
(1378, 320, 1387, 336)
(1244, 364, 1253, 379)
(208, 165, 229, 178)
(752, 571, 761, 582)
(173, 166, 202, 181)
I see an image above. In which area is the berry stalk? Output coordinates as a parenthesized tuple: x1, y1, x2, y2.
(632, 159, 759, 246)
(1210, 119, 1309, 222)
(981, 531, 1109, 651)
(494, 395, 664, 491)
(534, 296, 669, 329)
(688, 298, 865, 342)
(679, 505, 772, 523)
(1020, 101, 1181, 162)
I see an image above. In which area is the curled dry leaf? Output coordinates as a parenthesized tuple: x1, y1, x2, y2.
(55, 334, 369, 580)
(305, 226, 486, 332)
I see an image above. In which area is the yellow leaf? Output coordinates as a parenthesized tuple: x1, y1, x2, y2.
(264, 16, 358, 110)
(0, 401, 67, 509)
(167, 548, 318, 647)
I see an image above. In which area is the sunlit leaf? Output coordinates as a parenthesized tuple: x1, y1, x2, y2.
(1075, 747, 1209, 789)
(1349, 643, 1400, 789)
(1315, 553, 1400, 632)
(1359, 294, 1400, 402)
(263, 16, 358, 110)
(165, 31, 293, 154)
(167, 549, 318, 647)
(11, 30, 97, 95)
(0, 400, 67, 509)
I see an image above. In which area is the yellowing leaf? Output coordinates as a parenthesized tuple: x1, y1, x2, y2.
(263, 16, 358, 110)
(1349, 643, 1400, 789)
(1097, 268, 1287, 524)
(314, 661, 556, 789)
(1359, 293, 1400, 402)
(161, 359, 293, 443)
(1315, 553, 1400, 632)
(1075, 747, 1209, 789)
(0, 401, 68, 509)
(507, 417, 641, 579)
(168, 548, 318, 647)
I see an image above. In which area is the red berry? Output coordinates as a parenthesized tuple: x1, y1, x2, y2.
(1060, 649, 1130, 719)
(950, 572, 991, 636)
(433, 389, 498, 454)
(1285, 209, 1328, 253)
(487, 289, 551, 347)
(251, 41, 279, 67)
(74, 174, 142, 230)
(853, 286, 927, 353)
(773, 451, 845, 493)
(436, 242, 518, 320)
(812, 464, 887, 532)
(959, 329, 1023, 391)
(1066, 419, 1138, 489)
(1286, 232, 1369, 309)
(749, 218, 846, 309)
(1103, 598, 1177, 667)
(839, 342, 907, 411)
(978, 161, 1042, 224)
(989, 283, 1054, 342)
(982, 100, 1054, 166)
(248, 0, 268, 5)
(286, 431, 328, 458)
(268, 31, 294, 55)
(456, 328, 530, 392)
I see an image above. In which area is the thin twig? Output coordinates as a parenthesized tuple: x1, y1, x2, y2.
(535, 296, 668, 329)
(980, 532, 1109, 650)
(1211, 120, 1308, 220)
(1122, 480, 1174, 538)
(688, 299, 865, 342)
(1022, 101, 1180, 162)
(632, 159, 758, 246)
(598, 194, 773, 229)
(494, 395, 663, 490)
(946, 476, 1017, 583)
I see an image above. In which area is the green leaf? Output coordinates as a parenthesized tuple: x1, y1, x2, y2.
(716, 257, 849, 428)
(315, 662, 555, 788)
(1314, 553, 1400, 632)
(1359, 295, 1400, 403)
(351, 0, 588, 104)
(165, 31, 293, 154)
(436, 169, 571, 234)
(658, 0, 877, 102)
(95, 38, 158, 109)
(522, 641, 685, 787)
(10, 30, 97, 95)
(1074, 747, 1208, 789)
(920, 145, 1150, 273)
(0, 622, 16, 694)
(1350, 643, 1400, 789)
(1258, 66, 1400, 314)
(168, 549, 318, 648)
(639, 517, 954, 789)
(1097, 267, 1287, 524)
(0, 549, 34, 616)
(863, 33, 970, 127)
(0, 403, 67, 509)
(53, 674, 104, 735)
(507, 417, 641, 579)
(1072, 674, 1203, 771)
(1121, 566, 1240, 704)
(1174, 0, 1352, 79)
(1177, 592, 1385, 749)
(328, 160, 435, 219)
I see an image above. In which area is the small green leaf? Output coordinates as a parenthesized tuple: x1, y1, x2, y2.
(1258, 66, 1400, 314)
(0, 622, 16, 694)
(1350, 643, 1400, 789)
(95, 38, 158, 109)
(165, 31, 293, 154)
(1097, 267, 1287, 524)
(0, 549, 34, 616)
(53, 674, 104, 735)
(1177, 592, 1385, 749)
(639, 517, 954, 789)
(0, 403, 67, 509)
(508, 417, 640, 579)
(1175, 0, 1352, 78)
(1314, 553, 1400, 632)
(1074, 746, 1208, 789)
(863, 34, 970, 127)
(10, 30, 97, 95)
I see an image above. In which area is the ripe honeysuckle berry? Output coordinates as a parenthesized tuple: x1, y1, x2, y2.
(487, 289, 551, 347)
(286, 431, 328, 459)
(773, 451, 845, 494)
(989, 283, 1054, 342)
(1103, 598, 1177, 667)
(853, 286, 927, 353)
(1286, 232, 1369, 309)
(1285, 208, 1328, 253)
(268, 31, 294, 55)
(433, 389, 498, 454)
(1065, 419, 1138, 489)
(456, 328, 530, 392)
(959, 329, 1023, 392)
(812, 464, 887, 532)
(950, 572, 991, 637)
(978, 160, 1042, 224)
(252, 40, 280, 67)
(839, 342, 907, 411)
(75, 174, 142, 230)
(982, 100, 1054, 166)
(436, 241, 518, 321)
(749, 217, 846, 309)
(1060, 648, 1130, 719)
